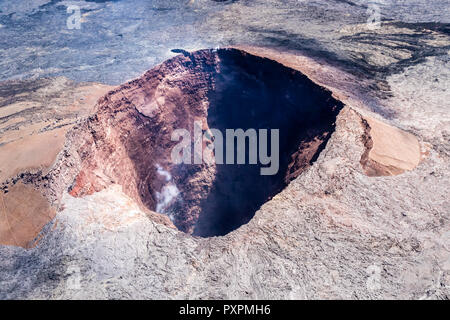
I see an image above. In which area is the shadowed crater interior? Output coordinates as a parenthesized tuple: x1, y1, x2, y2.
(191, 50, 343, 237)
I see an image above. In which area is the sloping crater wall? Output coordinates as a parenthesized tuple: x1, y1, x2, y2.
(48, 48, 344, 237)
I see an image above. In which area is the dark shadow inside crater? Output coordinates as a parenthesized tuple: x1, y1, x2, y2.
(189, 49, 343, 237)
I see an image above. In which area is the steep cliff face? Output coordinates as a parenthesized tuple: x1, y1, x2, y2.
(57, 49, 343, 236)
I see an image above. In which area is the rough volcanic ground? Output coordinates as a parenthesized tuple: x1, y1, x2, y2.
(0, 0, 449, 299)
(0, 77, 114, 248)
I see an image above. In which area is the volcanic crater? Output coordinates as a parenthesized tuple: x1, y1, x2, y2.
(52, 48, 344, 237)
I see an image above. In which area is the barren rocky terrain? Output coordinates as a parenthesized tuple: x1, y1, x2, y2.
(0, 0, 449, 300)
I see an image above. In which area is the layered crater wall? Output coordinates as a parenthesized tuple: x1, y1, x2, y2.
(41, 48, 344, 237)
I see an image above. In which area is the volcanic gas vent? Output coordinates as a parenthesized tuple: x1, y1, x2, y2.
(66, 48, 343, 237)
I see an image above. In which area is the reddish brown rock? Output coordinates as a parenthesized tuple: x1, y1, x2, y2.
(360, 116, 421, 176)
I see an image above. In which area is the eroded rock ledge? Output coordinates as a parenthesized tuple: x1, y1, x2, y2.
(360, 116, 421, 176)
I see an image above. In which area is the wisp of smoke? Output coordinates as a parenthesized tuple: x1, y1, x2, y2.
(155, 164, 181, 221)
